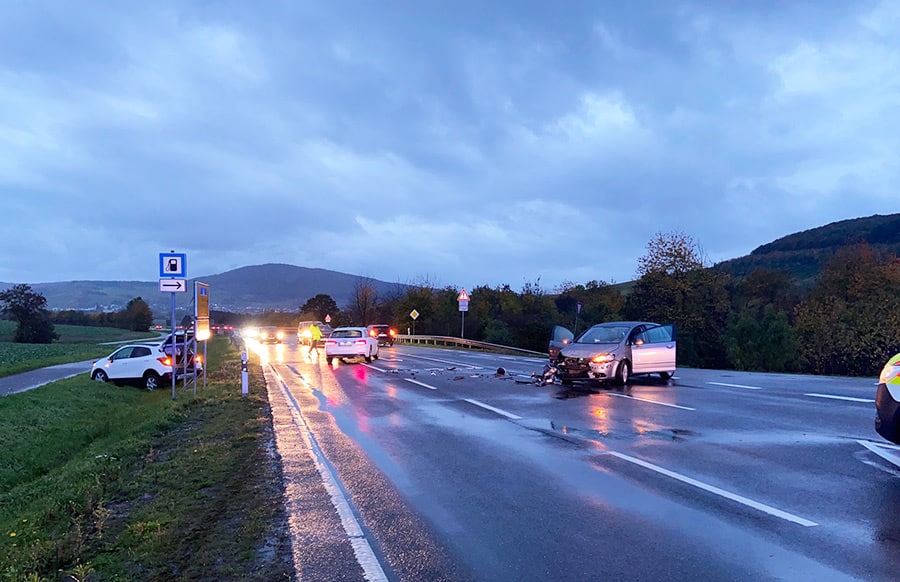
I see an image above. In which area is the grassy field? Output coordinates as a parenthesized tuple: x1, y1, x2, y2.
(0, 321, 160, 377)
(0, 337, 292, 580)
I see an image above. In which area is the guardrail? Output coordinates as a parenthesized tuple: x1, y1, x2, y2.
(395, 334, 547, 358)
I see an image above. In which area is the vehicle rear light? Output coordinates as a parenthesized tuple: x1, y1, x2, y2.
(369, 330, 377, 337)
(355, 339, 367, 345)
(194, 354, 203, 364)
(158, 356, 173, 366)
(326, 339, 337, 345)
(389, 329, 396, 336)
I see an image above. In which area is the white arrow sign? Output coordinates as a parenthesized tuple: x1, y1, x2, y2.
(159, 278, 187, 293)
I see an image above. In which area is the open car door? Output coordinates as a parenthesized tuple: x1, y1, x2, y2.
(548, 325, 575, 361)
(631, 323, 676, 375)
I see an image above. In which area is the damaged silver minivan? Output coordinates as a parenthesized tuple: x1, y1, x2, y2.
(548, 321, 676, 385)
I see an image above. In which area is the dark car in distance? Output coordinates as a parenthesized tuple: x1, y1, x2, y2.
(367, 324, 397, 347)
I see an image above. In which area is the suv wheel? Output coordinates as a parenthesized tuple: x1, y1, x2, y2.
(144, 371, 161, 391)
(92, 370, 108, 382)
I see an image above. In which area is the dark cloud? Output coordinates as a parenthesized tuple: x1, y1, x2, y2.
(1, 0, 898, 288)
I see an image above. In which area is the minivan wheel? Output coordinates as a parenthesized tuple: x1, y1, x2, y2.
(144, 371, 161, 391)
(615, 361, 629, 385)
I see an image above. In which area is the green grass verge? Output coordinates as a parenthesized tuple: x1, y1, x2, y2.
(0, 337, 292, 581)
(0, 322, 161, 378)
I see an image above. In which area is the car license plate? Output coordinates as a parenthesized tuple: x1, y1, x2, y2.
(340, 340, 351, 346)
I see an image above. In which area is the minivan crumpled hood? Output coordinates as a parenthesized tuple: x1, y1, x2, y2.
(560, 343, 619, 359)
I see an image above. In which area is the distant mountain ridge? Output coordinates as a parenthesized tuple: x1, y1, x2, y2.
(4, 214, 899, 313)
(713, 213, 900, 284)
(2, 263, 408, 313)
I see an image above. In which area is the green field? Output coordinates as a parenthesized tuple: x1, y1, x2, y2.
(0, 321, 160, 377)
(0, 337, 291, 580)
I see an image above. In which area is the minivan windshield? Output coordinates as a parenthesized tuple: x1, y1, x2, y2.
(577, 325, 630, 344)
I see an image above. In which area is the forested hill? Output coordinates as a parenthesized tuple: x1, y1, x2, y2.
(713, 213, 900, 284)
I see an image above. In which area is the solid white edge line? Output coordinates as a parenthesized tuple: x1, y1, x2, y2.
(272, 367, 389, 581)
(404, 378, 438, 390)
(607, 451, 819, 527)
(610, 393, 696, 411)
(707, 381, 762, 390)
(858, 440, 900, 468)
(805, 393, 874, 403)
(463, 398, 523, 420)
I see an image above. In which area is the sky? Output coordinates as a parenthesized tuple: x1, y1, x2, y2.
(2, 1, 899, 293)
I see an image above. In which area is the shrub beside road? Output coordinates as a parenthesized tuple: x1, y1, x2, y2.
(0, 337, 293, 580)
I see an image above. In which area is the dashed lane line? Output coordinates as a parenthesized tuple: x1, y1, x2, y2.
(610, 393, 696, 411)
(607, 451, 818, 527)
(462, 398, 523, 420)
(404, 378, 438, 390)
(805, 393, 874, 403)
(707, 381, 762, 390)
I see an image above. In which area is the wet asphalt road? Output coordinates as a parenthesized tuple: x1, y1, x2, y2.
(257, 341, 900, 581)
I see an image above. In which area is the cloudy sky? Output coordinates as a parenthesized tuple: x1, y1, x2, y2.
(2, 1, 898, 292)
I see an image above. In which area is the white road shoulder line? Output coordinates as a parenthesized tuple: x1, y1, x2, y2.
(707, 381, 762, 390)
(404, 378, 438, 390)
(272, 367, 388, 581)
(610, 393, 695, 411)
(463, 398, 523, 420)
(805, 393, 874, 403)
(607, 451, 818, 527)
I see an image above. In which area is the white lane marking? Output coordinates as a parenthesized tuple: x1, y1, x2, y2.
(610, 393, 696, 411)
(272, 367, 389, 581)
(707, 381, 762, 390)
(362, 363, 389, 372)
(462, 398, 523, 420)
(805, 393, 874, 403)
(858, 440, 900, 468)
(404, 378, 438, 390)
(404, 354, 482, 369)
(607, 451, 818, 527)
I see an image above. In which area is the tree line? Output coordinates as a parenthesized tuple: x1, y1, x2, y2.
(4, 232, 899, 377)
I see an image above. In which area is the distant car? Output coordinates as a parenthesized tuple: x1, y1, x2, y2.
(875, 353, 900, 444)
(367, 324, 397, 347)
(325, 327, 379, 365)
(90, 343, 197, 391)
(297, 320, 333, 346)
(548, 321, 676, 385)
(258, 326, 285, 344)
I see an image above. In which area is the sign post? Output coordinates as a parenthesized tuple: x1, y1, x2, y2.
(159, 251, 187, 400)
(409, 309, 419, 336)
(457, 289, 470, 338)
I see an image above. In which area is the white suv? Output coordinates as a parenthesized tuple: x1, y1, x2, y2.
(90, 343, 196, 390)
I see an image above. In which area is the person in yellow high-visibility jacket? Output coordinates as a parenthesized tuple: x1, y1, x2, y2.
(308, 323, 322, 356)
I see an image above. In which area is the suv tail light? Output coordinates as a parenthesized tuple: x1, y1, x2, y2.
(158, 356, 173, 367)
(369, 330, 377, 338)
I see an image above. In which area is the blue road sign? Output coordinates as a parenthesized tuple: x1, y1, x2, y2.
(159, 252, 187, 278)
